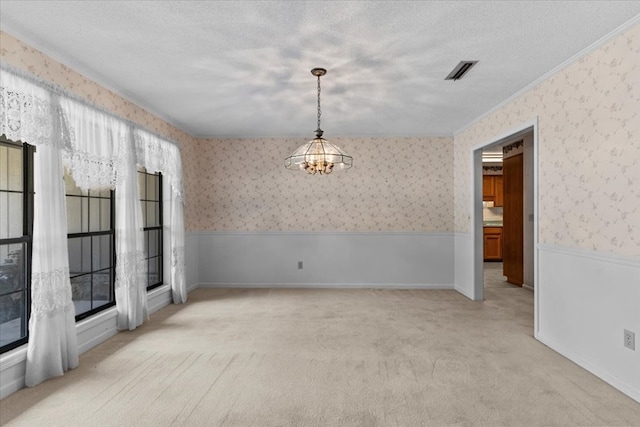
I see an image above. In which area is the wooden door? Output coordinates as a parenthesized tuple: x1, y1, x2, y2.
(503, 154, 523, 285)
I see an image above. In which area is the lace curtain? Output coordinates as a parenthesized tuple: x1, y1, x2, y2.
(25, 143, 79, 387)
(59, 97, 128, 191)
(0, 70, 71, 150)
(59, 97, 150, 330)
(135, 130, 187, 304)
(115, 128, 148, 330)
(1, 66, 187, 386)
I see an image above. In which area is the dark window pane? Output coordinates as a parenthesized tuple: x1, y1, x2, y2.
(145, 201, 154, 227)
(89, 198, 111, 232)
(0, 192, 23, 239)
(92, 235, 112, 271)
(68, 237, 92, 275)
(138, 172, 146, 200)
(147, 174, 158, 200)
(0, 292, 26, 347)
(0, 244, 25, 294)
(100, 199, 111, 230)
(71, 275, 91, 316)
(148, 229, 160, 258)
(66, 196, 83, 234)
(0, 145, 8, 191)
(148, 257, 160, 287)
(92, 271, 112, 308)
(146, 201, 159, 227)
(6, 146, 22, 191)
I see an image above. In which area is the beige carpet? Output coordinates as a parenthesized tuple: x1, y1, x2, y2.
(483, 262, 514, 289)
(1, 287, 639, 426)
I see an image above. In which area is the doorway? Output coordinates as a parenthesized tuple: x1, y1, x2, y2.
(472, 120, 539, 335)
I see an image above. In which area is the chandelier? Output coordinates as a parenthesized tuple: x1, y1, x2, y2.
(285, 68, 353, 175)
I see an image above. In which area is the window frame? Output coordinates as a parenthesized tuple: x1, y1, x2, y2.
(138, 168, 163, 291)
(0, 137, 34, 354)
(64, 174, 116, 322)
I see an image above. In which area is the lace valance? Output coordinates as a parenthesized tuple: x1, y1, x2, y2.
(59, 97, 130, 191)
(135, 129, 185, 202)
(0, 70, 72, 149)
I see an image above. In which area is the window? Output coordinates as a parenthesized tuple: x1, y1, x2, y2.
(0, 136, 34, 353)
(138, 168, 163, 290)
(64, 172, 115, 320)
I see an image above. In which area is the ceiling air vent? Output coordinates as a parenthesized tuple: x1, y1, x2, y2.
(445, 60, 478, 81)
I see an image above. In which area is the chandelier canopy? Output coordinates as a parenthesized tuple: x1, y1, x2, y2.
(285, 68, 352, 175)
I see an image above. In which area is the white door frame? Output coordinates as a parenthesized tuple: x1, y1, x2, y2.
(470, 117, 539, 337)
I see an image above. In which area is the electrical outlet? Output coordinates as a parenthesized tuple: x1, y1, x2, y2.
(624, 329, 635, 350)
(298, 261, 303, 270)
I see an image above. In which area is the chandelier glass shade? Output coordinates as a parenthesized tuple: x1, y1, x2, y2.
(285, 68, 352, 175)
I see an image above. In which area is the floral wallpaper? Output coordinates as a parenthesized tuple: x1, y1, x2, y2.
(0, 31, 195, 146)
(455, 23, 640, 258)
(190, 136, 454, 232)
(0, 30, 200, 217)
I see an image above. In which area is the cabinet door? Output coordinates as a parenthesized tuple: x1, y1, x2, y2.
(483, 175, 495, 200)
(494, 175, 504, 207)
(483, 227, 503, 261)
(484, 234, 503, 261)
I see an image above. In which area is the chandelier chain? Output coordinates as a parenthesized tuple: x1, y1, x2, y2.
(317, 74, 322, 131)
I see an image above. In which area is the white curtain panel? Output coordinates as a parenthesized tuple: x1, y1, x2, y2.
(58, 98, 149, 330)
(165, 174, 187, 303)
(1, 66, 187, 386)
(26, 135, 79, 387)
(115, 128, 149, 330)
(136, 130, 187, 304)
(1, 70, 79, 387)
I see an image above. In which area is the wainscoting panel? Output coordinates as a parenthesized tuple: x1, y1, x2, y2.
(195, 232, 455, 288)
(185, 232, 199, 292)
(453, 233, 476, 300)
(537, 244, 640, 402)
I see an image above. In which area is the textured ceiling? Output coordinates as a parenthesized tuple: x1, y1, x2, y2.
(1, 1, 639, 138)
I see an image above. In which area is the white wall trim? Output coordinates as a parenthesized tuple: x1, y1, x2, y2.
(468, 118, 539, 334)
(0, 346, 27, 370)
(199, 283, 454, 290)
(454, 14, 640, 137)
(189, 230, 454, 237)
(537, 245, 640, 403)
(537, 333, 639, 403)
(538, 244, 640, 268)
(147, 284, 172, 313)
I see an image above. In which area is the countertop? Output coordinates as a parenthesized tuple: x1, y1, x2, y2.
(483, 221, 503, 227)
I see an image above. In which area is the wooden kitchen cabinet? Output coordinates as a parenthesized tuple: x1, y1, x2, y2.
(482, 175, 503, 207)
(483, 227, 503, 261)
(494, 175, 503, 207)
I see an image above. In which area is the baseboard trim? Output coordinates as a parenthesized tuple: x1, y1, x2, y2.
(77, 324, 118, 354)
(198, 282, 454, 290)
(522, 283, 534, 292)
(537, 333, 640, 403)
(0, 374, 25, 401)
(147, 285, 172, 314)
